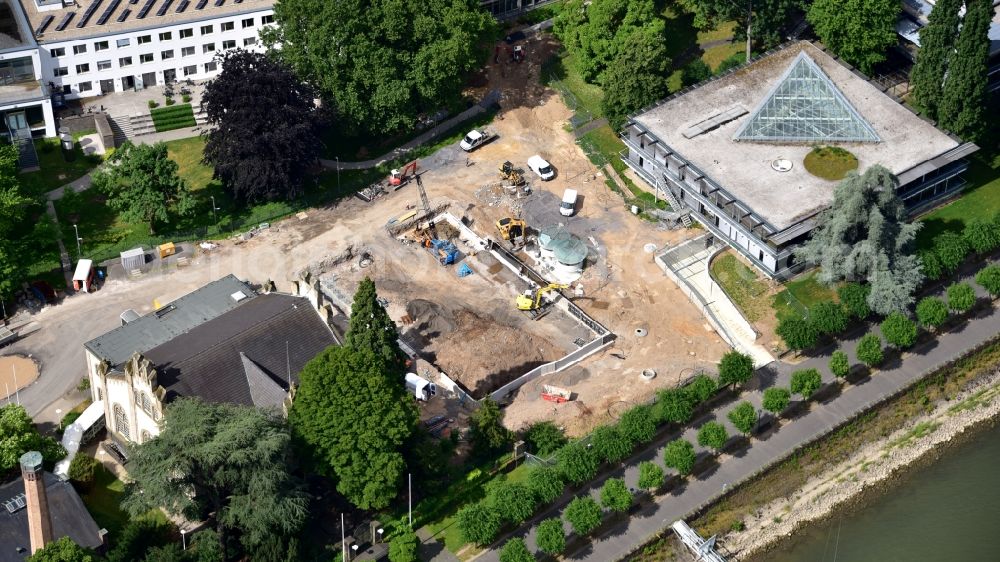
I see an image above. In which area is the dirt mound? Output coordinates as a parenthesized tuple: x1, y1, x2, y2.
(405, 299, 458, 335)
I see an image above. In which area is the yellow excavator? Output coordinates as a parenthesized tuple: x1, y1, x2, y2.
(498, 161, 525, 186)
(516, 283, 569, 319)
(496, 217, 527, 249)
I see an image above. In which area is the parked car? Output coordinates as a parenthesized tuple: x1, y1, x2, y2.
(560, 189, 578, 217)
(527, 155, 555, 181)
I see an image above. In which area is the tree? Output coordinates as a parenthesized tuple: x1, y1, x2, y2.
(807, 0, 900, 75)
(662, 439, 696, 476)
(697, 421, 728, 452)
(838, 283, 872, 320)
(976, 265, 1000, 298)
(122, 399, 307, 554)
(290, 346, 416, 510)
(809, 301, 849, 336)
(489, 481, 536, 525)
(600, 478, 633, 512)
(686, 374, 719, 404)
(0, 403, 65, 473)
(776, 316, 819, 351)
(202, 49, 321, 203)
(91, 142, 193, 234)
(910, 0, 961, 120)
(557, 442, 600, 485)
(601, 24, 671, 128)
(797, 166, 922, 315)
(269, 0, 496, 135)
(555, 0, 662, 83)
(938, 0, 993, 140)
(106, 520, 175, 562)
(790, 369, 823, 399)
(388, 531, 419, 562)
(762, 387, 791, 415)
(880, 312, 918, 348)
(525, 421, 567, 457)
(919, 250, 945, 281)
(728, 402, 758, 436)
(655, 388, 696, 424)
(590, 424, 630, 463)
(344, 277, 405, 369)
(933, 232, 970, 275)
(829, 350, 851, 378)
(535, 518, 566, 555)
(68, 454, 98, 490)
(618, 405, 656, 444)
(527, 466, 565, 504)
(637, 461, 665, 490)
(856, 333, 884, 367)
(564, 496, 603, 536)
(964, 219, 1000, 254)
(27, 537, 100, 562)
(714, 51, 748, 74)
(683, 0, 799, 58)
(916, 296, 949, 329)
(499, 538, 534, 562)
(718, 350, 754, 387)
(469, 398, 512, 455)
(681, 59, 713, 87)
(457, 502, 501, 546)
(946, 282, 976, 313)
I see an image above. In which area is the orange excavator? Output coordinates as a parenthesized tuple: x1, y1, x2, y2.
(389, 160, 418, 188)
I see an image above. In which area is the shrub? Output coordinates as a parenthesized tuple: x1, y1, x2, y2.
(564, 496, 603, 536)
(525, 421, 567, 457)
(67, 454, 98, 489)
(77, 377, 90, 391)
(557, 442, 599, 485)
(59, 410, 83, 431)
(837, 283, 871, 319)
(388, 530, 418, 562)
(728, 402, 758, 435)
(681, 59, 712, 86)
(809, 301, 848, 335)
(919, 250, 944, 281)
(718, 351, 754, 387)
(591, 425, 631, 463)
(181, 93, 192, 103)
(527, 466, 565, 504)
(856, 333, 884, 367)
(165, 96, 176, 106)
(790, 369, 823, 399)
(618, 405, 656, 444)
(762, 387, 791, 415)
(148, 99, 159, 109)
(637, 461, 665, 490)
(105, 520, 173, 562)
(975, 265, 1000, 298)
(776, 316, 819, 351)
(499, 538, 534, 562)
(663, 439, 696, 475)
(880, 312, 918, 348)
(488, 481, 536, 525)
(457, 502, 501, 546)
(535, 517, 566, 555)
(714, 51, 747, 75)
(696, 421, 729, 451)
(934, 232, 970, 274)
(824, 351, 849, 379)
(946, 282, 976, 313)
(963, 219, 1000, 254)
(686, 374, 718, 404)
(655, 388, 695, 424)
(600, 478, 633, 512)
(916, 297, 949, 329)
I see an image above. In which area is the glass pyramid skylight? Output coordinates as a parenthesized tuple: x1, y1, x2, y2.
(733, 52, 880, 144)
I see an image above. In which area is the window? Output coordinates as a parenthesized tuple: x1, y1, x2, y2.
(61, 85, 71, 94)
(138, 35, 152, 44)
(241, 17, 254, 28)
(139, 53, 154, 63)
(54, 67, 68, 76)
(182, 65, 197, 76)
(94, 40, 109, 51)
(75, 63, 90, 74)
(159, 31, 172, 41)
(78, 81, 92, 92)
(97, 60, 112, 71)
(180, 28, 193, 38)
(73, 44, 87, 54)
(161, 49, 174, 60)
(200, 24, 213, 35)
(181, 46, 195, 57)
(262, 14, 273, 24)
(222, 39, 235, 49)
(50, 47, 65, 57)
(117, 38, 130, 47)
(119, 56, 133, 67)
(202, 43, 215, 53)
(140, 430, 152, 443)
(113, 403, 130, 440)
(96, 387, 102, 401)
(243, 37, 256, 46)
(204, 61, 217, 73)
(139, 392, 152, 414)
(221, 21, 234, 31)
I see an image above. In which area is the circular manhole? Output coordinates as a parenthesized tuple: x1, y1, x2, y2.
(640, 369, 657, 381)
(771, 158, 793, 172)
(635, 328, 648, 338)
(643, 243, 658, 253)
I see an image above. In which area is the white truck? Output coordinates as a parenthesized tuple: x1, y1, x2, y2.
(460, 129, 495, 151)
(405, 373, 438, 401)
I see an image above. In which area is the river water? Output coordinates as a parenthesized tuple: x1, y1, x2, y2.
(765, 421, 1000, 562)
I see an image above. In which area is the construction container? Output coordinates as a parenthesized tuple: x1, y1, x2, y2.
(158, 242, 176, 259)
(72, 259, 95, 293)
(120, 247, 144, 271)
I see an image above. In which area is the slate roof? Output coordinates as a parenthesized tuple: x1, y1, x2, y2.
(143, 293, 336, 406)
(0, 473, 103, 562)
(84, 274, 255, 368)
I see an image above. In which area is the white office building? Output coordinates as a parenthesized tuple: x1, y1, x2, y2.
(0, 0, 56, 140)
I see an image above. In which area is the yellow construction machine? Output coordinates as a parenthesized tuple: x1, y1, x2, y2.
(495, 217, 527, 248)
(498, 161, 525, 186)
(516, 283, 569, 319)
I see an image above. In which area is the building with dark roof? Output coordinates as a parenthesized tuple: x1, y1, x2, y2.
(84, 275, 338, 445)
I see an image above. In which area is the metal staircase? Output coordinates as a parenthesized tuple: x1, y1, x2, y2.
(10, 128, 38, 171)
(657, 177, 692, 227)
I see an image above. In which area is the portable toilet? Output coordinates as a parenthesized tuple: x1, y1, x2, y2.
(72, 259, 95, 293)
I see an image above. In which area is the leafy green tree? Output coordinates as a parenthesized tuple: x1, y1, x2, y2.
(838, 283, 871, 320)
(457, 502, 501, 546)
(946, 282, 976, 313)
(910, 0, 961, 120)
(975, 265, 1000, 298)
(0, 403, 65, 473)
(122, 399, 307, 554)
(790, 369, 823, 399)
(933, 232, 970, 275)
(810, 301, 849, 335)
(829, 350, 851, 378)
(268, 0, 496, 134)
(683, 0, 799, 57)
(938, 0, 993, 140)
(728, 402, 758, 436)
(718, 350, 754, 387)
(686, 374, 719, 404)
(601, 24, 671, 129)
(106, 520, 174, 562)
(880, 312, 918, 348)
(564, 496, 603, 536)
(527, 466, 565, 504)
(797, 166, 922, 315)
(91, 142, 193, 234)
(807, 0, 900, 74)
(663, 439, 696, 476)
(856, 333, 884, 367)
(618, 405, 656, 444)
(535, 517, 566, 555)
(388, 530, 419, 562)
(345, 277, 405, 369)
(470, 398, 512, 455)
(681, 59, 713, 87)
(762, 387, 791, 415)
(290, 346, 416, 510)
(499, 538, 534, 562)
(776, 316, 819, 351)
(916, 296, 949, 329)
(489, 481, 536, 525)
(590, 424, 630, 463)
(637, 461, 665, 490)
(27, 537, 100, 562)
(555, 0, 662, 83)
(964, 219, 1000, 254)
(68, 454, 98, 490)
(187, 529, 223, 562)
(919, 249, 945, 281)
(600, 478, 633, 512)
(697, 421, 729, 452)
(557, 442, 599, 485)
(525, 421, 567, 457)
(655, 387, 696, 424)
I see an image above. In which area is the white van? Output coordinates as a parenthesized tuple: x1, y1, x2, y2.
(560, 189, 578, 217)
(527, 155, 555, 181)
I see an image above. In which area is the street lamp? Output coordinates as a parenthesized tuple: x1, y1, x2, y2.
(336, 156, 340, 191)
(350, 544, 358, 561)
(180, 528, 187, 551)
(72, 223, 82, 258)
(210, 195, 220, 224)
(376, 528, 384, 543)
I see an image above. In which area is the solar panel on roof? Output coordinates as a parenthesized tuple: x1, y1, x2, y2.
(195, 0, 207, 9)
(175, 0, 188, 11)
(136, 0, 155, 19)
(76, 0, 103, 27)
(96, 0, 121, 25)
(55, 11, 75, 31)
(116, 8, 130, 21)
(155, 0, 173, 16)
(35, 14, 54, 35)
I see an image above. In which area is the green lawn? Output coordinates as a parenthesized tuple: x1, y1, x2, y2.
(916, 153, 1000, 250)
(150, 104, 196, 132)
(772, 270, 839, 322)
(80, 463, 168, 536)
(710, 253, 770, 322)
(19, 138, 102, 198)
(702, 42, 744, 72)
(542, 52, 605, 119)
(697, 21, 737, 44)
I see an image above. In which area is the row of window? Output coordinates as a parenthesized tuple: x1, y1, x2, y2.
(53, 38, 254, 76)
(66, 62, 218, 93)
(48, 15, 273, 58)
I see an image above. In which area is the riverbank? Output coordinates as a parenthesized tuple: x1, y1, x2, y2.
(729, 364, 1000, 560)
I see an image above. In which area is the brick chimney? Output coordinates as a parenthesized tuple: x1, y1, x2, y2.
(19, 451, 53, 554)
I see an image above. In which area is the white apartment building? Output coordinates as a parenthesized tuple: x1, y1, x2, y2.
(0, 0, 56, 139)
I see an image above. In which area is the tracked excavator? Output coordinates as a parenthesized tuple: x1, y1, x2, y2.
(495, 217, 528, 249)
(516, 283, 569, 320)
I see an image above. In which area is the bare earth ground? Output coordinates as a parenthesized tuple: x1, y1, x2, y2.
(0, 354, 40, 400)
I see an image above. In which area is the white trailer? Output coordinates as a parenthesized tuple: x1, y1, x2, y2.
(405, 373, 438, 401)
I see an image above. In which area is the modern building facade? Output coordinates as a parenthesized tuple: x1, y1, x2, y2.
(0, 0, 56, 140)
(621, 41, 977, 280)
